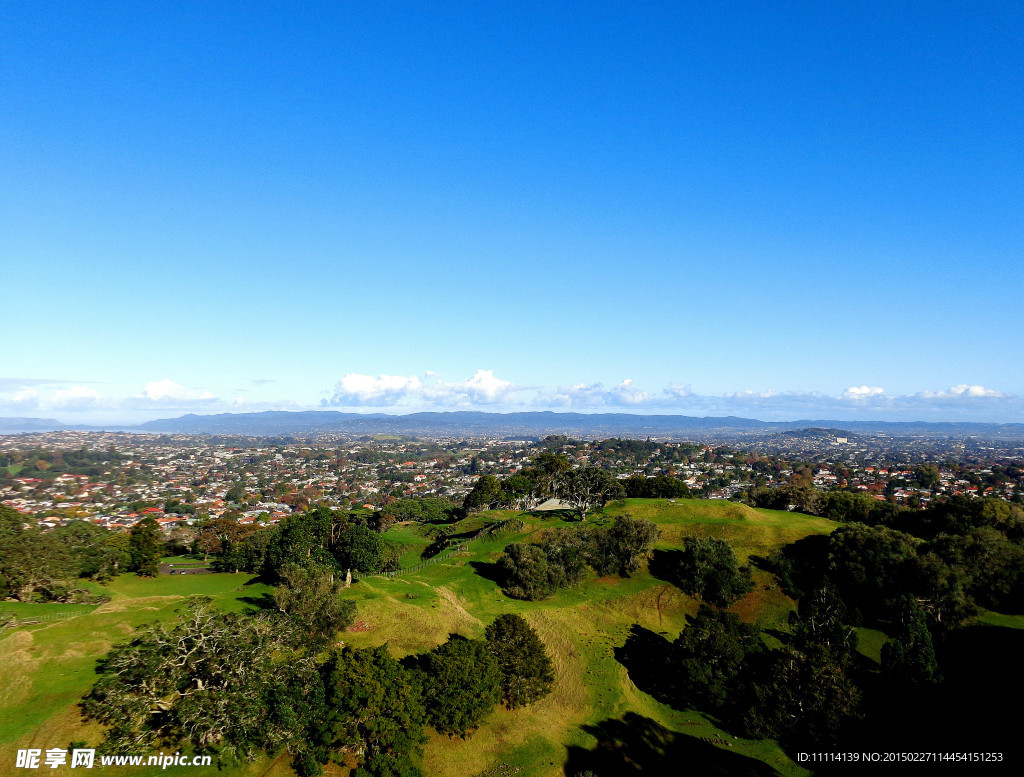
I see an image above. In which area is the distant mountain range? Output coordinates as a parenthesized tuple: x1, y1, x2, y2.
(0, 416, 81, 431)
(2, 410, 1023, 439)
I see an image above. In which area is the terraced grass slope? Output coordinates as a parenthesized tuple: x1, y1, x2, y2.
(0, 500, 836, 777)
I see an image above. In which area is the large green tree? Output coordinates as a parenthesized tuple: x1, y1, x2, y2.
(588, 516, 660, 577)
(824, 523, 922, 619)
(54, 520, 130, 581)
(333, 521, 389, 575)
(623, 475, 691, 499)
(667, 605, 761, 714)
(273, 563, 356, 649)
(415, 636, 501, 737)
(668, 536, 753, 607)
(743, 644, 861, 747)
(128, 517, 162, 577)
(926, 527, 1024, 611)
(789, 583, 859, 657)
(319, 645, 426, 777)
(81, 597, 318, 763)
(484, 614, 555, 709)
(461, 475, 505, 513)
(0, 527, 79, 601)
(881, 595, 942, 688)
(556, 467, 624, 520)
(497, 543, 568, 601)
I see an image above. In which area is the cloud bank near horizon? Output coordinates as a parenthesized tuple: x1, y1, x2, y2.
(320, 371, 1022, 422)
(0, 372, 1021, 424)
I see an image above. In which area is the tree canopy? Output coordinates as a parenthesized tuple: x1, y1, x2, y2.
(319, 645, 427, 777)
(413, 635, 502, 737)
(273, 563, 357, 649)
(128, 517, 162, 577)
(484, 614, 555, 709)
(665, 535, 754, 607)
(81, 597, 320, 763)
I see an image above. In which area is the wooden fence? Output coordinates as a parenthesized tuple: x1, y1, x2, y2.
(2, 607, 96, 630)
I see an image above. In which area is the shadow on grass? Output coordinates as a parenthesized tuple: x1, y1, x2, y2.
(746, 553, 774, 573)
(525, 508, 581, 521)
(468, 561, 505, 586)
(564, 712, 780, 777)
(647, 549, 684, 585)
(238, 593, 276, 611)
(612, 624, 674, 706)
(821, 624, 1024, 774)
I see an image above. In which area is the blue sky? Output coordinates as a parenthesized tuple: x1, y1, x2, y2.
(2, 2, 1022, 424)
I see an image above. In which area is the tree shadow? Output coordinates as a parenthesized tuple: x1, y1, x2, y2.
(468, 560, 504, 586)
(824, 624, 1024, 774)
(746, 553, 774, 573)
(564, 712, 780, 777)
(421, 537, 454, 560)
(760, 627, 795, 648)
(612, 625, 673, 705)
(647, 549, 684, 585)
(530, 508, 579, 521)
(238, 592, 276, 611)
(766, 533, 831, 599)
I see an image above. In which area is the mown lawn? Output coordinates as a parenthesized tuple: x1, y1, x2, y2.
(0, 500, 834, 777)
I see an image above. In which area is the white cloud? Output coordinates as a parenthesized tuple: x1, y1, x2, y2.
(325, 370, 522, 408)
(665, 382, 693, 399)
(609, 379, 650, 406)
(328, 373, 423, 406)
(843, 386, 886, 400)
(547, 382, 606, 407)
(426, 369, 517, 405)
(50, 385, 102, 410)
(530, 379, 1021, 421)
(11, 388, 39, 408)
(544, 379, 652, 408)
(724, 389, 779, 399)
(915, 384, 1008, 399)
(137, 379, 215, 402)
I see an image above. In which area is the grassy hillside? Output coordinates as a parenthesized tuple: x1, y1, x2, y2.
(0, 571, 280, 777)
(0, 500, 837, 777)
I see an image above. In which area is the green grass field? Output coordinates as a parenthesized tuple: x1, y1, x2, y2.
(975, 610, 1024, 630)
(0, 499, 840, 777)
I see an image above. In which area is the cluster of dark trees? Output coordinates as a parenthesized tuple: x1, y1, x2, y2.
(755, 502, 1023, 747)
(618, 526, 865, 748)
(498, 515, 660, 599)
(624, 493, 1024, 755)
(82, 598, 553, 777)
(463, 452, 693, 519)
(621, 474, 692, 499)
(0, 446, 123, 480)
(770, 502, 1024, 623)
(747, 484, 899, 519)
(379, 497, 460, 527)
(652, 597, 861, 743)
(654, 535, 754, 607)
(623, 582, 876, 751)
(0, 505, 162, 601)
(210, 507, 400, 580)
